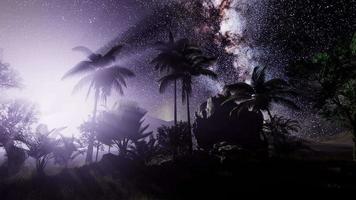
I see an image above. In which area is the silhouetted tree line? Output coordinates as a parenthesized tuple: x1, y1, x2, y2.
(1, 31, 355, 179)
(0, 31, 301, 178)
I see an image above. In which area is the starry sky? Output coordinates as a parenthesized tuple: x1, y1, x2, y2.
(0, 0, 355, 136)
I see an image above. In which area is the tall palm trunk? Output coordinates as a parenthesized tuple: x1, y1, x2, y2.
(174, 80, 177, 125)
(173, 80, 178, 160)
(85, 89, 99, 164)
(95, 145, 99, 162)
(266, 109, 274, 122)
(352, 123, 356, 161)
(266, 108, 275, 157)
(353, 137, 356, 162)
(186, 93, 192, 154)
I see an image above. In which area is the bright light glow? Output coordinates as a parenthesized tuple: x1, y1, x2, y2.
(0, 8, 127, 136)
(5, 46, 96, 136)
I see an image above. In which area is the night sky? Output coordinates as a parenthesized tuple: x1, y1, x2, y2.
(0, 0, 355, 136)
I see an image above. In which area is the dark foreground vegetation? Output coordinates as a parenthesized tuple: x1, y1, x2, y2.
(0, 9, 355, 197)
(1, 152, 356, 199)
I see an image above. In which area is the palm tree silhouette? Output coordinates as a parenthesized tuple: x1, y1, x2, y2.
(152, 31, 190, 125)
(62, 45, 135, 163)
(62, 45, 124, 79)
(96, 104, 152, 158)
(159, 43, 217, 153)
(223, 66, 298, 120)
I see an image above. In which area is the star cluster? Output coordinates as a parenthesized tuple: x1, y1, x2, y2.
(0, 0, 355, 136)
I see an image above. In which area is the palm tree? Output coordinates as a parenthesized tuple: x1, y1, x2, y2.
(53, 135, 84, 168)
(25, 124, 65, 176)
(263, 115, 302, 156)
(159, 44, 217, 154)
(152, 31, 190, 125)
(62, 45, 135, 163)
(62, 45, 124, 79)
(223, 66, 298, 121)
(157, 122, 191, 160)
(128, 136, 159, 165)
(95, 104, 152, 158)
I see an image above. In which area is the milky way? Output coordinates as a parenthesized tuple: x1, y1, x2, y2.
(0, 0, 355, 137)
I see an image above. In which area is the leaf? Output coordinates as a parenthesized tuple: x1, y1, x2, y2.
(224, 83, 254, 95)
(221, 95, 239, 105)
(251, 66, 267, 86)
(158, 73, 183, 93)
(139, 124, 150, 134)
(230, 99, 255, 116)
(72, 46, 94, 56)
(198, 69, 218, 80)
(272, 96, 300, 110)
(264, 79, 290, 89)
(62, 61, 95, 79)
(106, 44, 124, 57)
(72, 74, 95, 94)
(110, 66, 135, 77)
(113, 79, 124, 95)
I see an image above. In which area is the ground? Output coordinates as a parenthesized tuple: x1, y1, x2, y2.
(0, 133, 356, 199)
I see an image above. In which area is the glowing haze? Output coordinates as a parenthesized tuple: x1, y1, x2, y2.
(0, 0, 139, 135)
(0, 0, 263, 136)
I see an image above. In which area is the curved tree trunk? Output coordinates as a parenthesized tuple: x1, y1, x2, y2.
(186, 94, 192, 154)
(266, 109, 274, 122)
(95, 145, 99, 162)
(353, 137, 356, 162)
(266, 108, 275, 157)
(173, 80, 178, 160)
(352, 122, 356, 161)
(174, 79, 177, 125)
(86, 90, 99, 164)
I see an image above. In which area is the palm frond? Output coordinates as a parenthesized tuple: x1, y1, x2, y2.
(115, 74, 127, 87)
(72, 74, 94, 94)
(221, 95, 239, 105)
(158, 73, 183, 93)
(106, 44, 124, 57)
(195, 57, 216, 68)
(251, 66, 267, 86)
(198, 69, 218, 80)
(223, 83, 254, 96)
(113, 79, 124, 95)
(264, 78, 290, 89)
(185, 45, 203, 55)
(62, 61, 94, 79)
(86, 80, 95, 99)
(139, 124, 150, 134)
(272, 96, 300, 110)
(270, 116, 301, 133)
(230, 99, 255, 116)
(72, 46, 94, 56)
(114, 67, 135, 77)
(270, 89, 298, 97)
